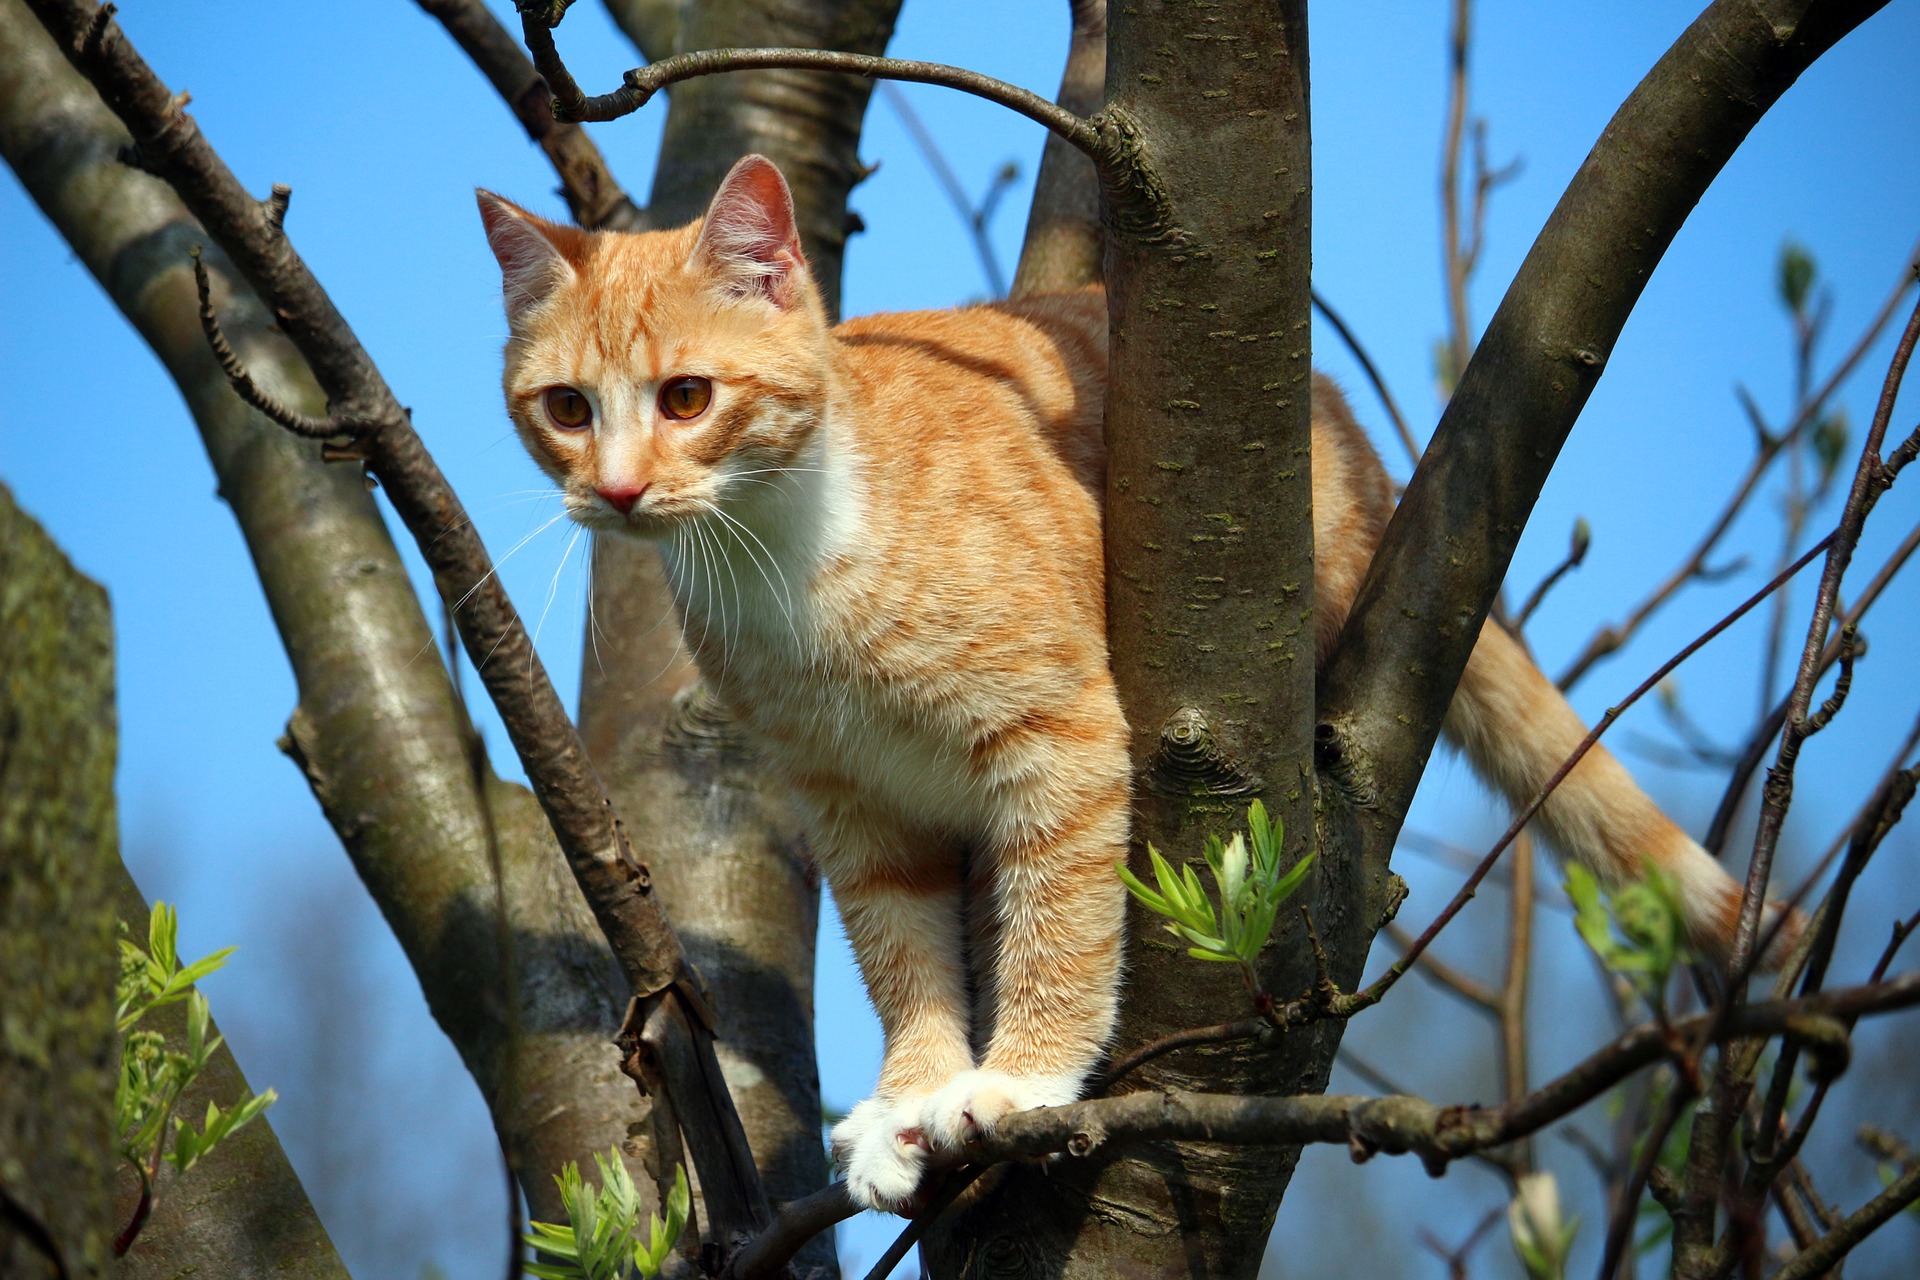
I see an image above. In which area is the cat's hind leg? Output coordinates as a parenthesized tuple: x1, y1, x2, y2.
(819, 811, 974, 1213)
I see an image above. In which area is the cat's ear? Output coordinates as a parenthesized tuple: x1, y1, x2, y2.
(690, 155, 807, 307)
(477, 191, 581, 325)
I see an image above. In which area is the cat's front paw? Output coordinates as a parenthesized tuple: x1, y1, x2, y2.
(921, 1068, 1082, 1151)
(831, 1095, 933, 1215)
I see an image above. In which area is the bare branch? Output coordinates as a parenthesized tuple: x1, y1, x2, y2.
(520, 15, 1106, 160)
(1324, 534, 1832, 1024)
(1513, 519, 1590, 631)
(190, 250, 345, 439)
(417, 0, 644, 231)
(20, 0, 773, 1241)
(722, 975, 1920, 1275)
(1313, 288, 1422, 468)
(1770, 1157, 1920, 1280)
(1319, 0, 1890, 857)
(1557, 255, 1916, 692)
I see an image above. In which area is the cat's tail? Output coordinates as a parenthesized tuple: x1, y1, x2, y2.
(1445, 617, 1801, 967)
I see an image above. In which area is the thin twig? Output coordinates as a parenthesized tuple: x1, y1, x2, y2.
(1769, 1158, 1920, 1280)
(1557, 259, 1919, 693)
(1313, 535, 1832, 1025)
(1312, 289, 1421, 467)
(192, 249, 344, 439)
(1514, 520, 1591, 630)
(1092, 1018, 1271, 1094)
(1382, 923, 1500, 1012)
(417, 0, 643, 230)
(880, 82, 1013, 298)
(1704, 512, 1920, 854)
(860, 1167, 985, 1280)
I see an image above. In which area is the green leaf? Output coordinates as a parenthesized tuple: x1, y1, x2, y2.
(1778, 241, 1816, 316)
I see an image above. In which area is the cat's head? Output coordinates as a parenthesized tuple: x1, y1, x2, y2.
(478, 155, 832, 538)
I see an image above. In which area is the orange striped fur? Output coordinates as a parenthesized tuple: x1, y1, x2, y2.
(480, 155, 1767, 1214)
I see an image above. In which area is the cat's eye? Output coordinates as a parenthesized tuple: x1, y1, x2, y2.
(659, 376, 713, 421)
(544, 386, 593, 430)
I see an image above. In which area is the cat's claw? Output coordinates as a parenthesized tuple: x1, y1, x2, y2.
(921, 1068, 1082, 1151)
(832, 1096, 932, 1215)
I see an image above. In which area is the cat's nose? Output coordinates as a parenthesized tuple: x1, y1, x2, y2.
(596, 483, 649, 515)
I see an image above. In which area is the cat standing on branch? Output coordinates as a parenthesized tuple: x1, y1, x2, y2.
(478, 153, 1790, 1213)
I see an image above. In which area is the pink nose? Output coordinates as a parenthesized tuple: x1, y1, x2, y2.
(596, 484, 648, 515)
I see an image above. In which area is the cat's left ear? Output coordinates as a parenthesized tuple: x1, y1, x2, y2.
(690, 155, 807, 308)
(477, 191, 582, 326)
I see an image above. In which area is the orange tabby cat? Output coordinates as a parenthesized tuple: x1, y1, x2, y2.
(479, 155, 1768, 1214)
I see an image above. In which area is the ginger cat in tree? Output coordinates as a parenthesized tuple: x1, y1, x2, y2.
(480, 155, 1766, 1214)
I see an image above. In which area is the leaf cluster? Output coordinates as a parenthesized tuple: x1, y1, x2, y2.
(525, 1151, 690, 1280)
(116, 903, 276, 1188)
(1566, 863, 1691, 1013)
(1119, 801, 1314, 985)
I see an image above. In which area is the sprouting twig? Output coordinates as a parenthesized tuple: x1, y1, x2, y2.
(1514, 518, 1590, 630)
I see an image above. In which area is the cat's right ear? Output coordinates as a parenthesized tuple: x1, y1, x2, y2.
(477, 191, 579, 326)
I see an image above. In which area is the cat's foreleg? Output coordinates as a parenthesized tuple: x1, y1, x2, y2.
(921, 769, 1130, 1151)
(821, 818, 975, 1213)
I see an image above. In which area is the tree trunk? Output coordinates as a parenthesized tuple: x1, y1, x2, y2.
(0, 482, 348, 1280)
(0, 0, 644, 1224)
(921, 4, 1352, 1276)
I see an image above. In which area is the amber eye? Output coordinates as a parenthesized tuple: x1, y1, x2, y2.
(659, 376, 713, 421)
(543, 386, 592, 430)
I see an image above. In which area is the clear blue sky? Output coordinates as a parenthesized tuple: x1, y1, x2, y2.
(4, 2, 1919, 1277)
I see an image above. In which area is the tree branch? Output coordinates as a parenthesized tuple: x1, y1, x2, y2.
(1769, 1156, 1920, 1280)
(19, 0, 772, 1242)
(1318, 0, 1888, 854)
(720, 973, 1920, 1278)
(417, 0, 644, 231)
(1010, 0, 1105, 296)
(522, 22, 1104, 158)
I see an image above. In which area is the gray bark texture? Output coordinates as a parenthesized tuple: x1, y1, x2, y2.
(0, 0, 646, 1226)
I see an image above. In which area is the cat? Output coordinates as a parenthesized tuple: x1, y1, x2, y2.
(478, 154, 1774, 1214)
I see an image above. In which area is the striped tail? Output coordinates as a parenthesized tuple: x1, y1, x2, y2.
(1444, 617, 1798, 966)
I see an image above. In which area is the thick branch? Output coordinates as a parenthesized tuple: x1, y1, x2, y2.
(1010, 0, 1106, 296)
(18, 0, 771, 1240)
(1318, 0, 1887, 839)
(0, 0, 658, 1222)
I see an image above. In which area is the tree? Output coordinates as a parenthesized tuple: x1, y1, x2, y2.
(2, 1, 1918, 1277)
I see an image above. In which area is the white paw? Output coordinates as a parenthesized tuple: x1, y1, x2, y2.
(921, 1068, 1083, 1152)
(831, 1095, 931, 1215)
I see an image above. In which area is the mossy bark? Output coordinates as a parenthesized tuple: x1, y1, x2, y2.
(0, 483, 120, 1280)
(0, 484, 347, 1279)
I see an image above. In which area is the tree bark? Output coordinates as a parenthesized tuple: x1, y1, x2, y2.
(0, 483, 348, 1279)
(0, 482, 121, 1280)
(0, 0, 645, 1223)
(922, 4, 1329, 1276)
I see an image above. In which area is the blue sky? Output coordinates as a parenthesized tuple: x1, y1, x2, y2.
(5, 2, 1920, 1276)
